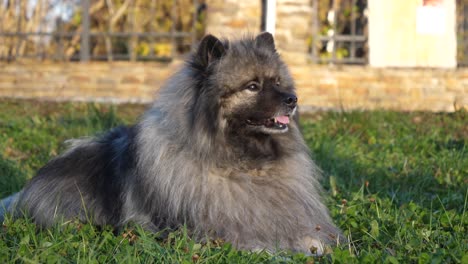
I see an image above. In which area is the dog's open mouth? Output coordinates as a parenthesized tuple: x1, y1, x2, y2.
(246, 115, 290, 133)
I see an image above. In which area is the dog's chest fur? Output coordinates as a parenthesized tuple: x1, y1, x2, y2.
(134, 141, 322, 250)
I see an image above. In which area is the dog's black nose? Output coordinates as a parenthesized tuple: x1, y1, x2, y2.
(283, 94, 298, 107)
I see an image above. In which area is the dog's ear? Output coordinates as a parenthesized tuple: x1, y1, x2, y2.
(196, 34, 226, 68)
(255, 32, 276, 51)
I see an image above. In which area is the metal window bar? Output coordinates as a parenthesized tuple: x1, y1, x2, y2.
(457, 0, 468, 67)
(0, 0, 199, 62)
(81, 0, 90, 62)
(14, 0, 23, 59)
(192, 0, 198, 50)
(149, 0, 157, 58)
(310, 0, 368, 65)
(170, 0, 176, 59)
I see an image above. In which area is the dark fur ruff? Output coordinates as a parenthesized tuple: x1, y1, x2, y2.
(2, 33, 343, 254)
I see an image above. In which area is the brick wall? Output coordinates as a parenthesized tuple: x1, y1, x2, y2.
(275, 0, 313, 65)
(205, 0, 261, 37)
(1, 62, 466, 112)
(205, 0, 313, 65)
(0, 62, 180, 103)
(291, 65, 467, 112)
(2, 0, 465, 112)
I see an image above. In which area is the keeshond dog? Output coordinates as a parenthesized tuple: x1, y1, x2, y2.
(0, 33, 343, 255)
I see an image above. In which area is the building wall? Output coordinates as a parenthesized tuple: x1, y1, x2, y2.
(1, 62, 466, 112)
(205, 0, 261, 38)
(0, 1, 465, 112)
(369, 0, 457, 68)
(204, 0, 313, 65)
(274, 0, 314, 65)
(0, 62, 179, 104)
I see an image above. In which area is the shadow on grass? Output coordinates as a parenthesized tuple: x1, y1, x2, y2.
(0, 155, 27, 199)
(314, 141, 466, 212)
(301, 110, 467, 212)
(309, 130, 467, 261)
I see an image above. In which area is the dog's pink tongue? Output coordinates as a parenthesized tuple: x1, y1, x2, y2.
(276, 115, 290, 124)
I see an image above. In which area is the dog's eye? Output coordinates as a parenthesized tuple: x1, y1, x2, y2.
(275, 79, 281, 86)
(246, 83, 260, 92)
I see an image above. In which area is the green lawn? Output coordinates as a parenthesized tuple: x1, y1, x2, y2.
(0, 99, 466, 263)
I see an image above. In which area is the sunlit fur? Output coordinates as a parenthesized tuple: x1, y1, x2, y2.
(1, 33, 343, 254)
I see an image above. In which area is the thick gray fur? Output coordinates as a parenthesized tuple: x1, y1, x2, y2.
(1, 33, 343, 254)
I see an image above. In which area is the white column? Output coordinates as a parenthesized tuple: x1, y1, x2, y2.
(265, 0, 277, 35)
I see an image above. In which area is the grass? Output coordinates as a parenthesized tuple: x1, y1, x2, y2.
(0, 98, 466, 263)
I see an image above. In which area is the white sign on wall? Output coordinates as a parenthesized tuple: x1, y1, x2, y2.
(416, 0, 446, 35)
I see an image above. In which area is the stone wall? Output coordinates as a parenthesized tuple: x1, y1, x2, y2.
(205, 0, 313, 65)
(0, 62, 179, 103)
(1, 62, 466, 112)
(290, 65, 467, 112)
(0, 0, 466, 112)
(205, 0, 261, 38)
(275, 0, 313, 65)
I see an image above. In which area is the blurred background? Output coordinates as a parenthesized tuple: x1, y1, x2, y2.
(0, 0, 466, 111)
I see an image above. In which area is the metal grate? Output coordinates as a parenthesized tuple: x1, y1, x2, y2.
(0, 0, 203, 62)
(310, 0, 368, 65)
(457, 0, 468, 67)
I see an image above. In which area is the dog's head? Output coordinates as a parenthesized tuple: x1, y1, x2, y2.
(191, 33, 297, 135)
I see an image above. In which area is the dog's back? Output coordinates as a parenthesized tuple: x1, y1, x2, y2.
(10, 126, 137, 227)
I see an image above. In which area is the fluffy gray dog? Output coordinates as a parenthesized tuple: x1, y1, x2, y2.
(0, 33, 343, 255)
